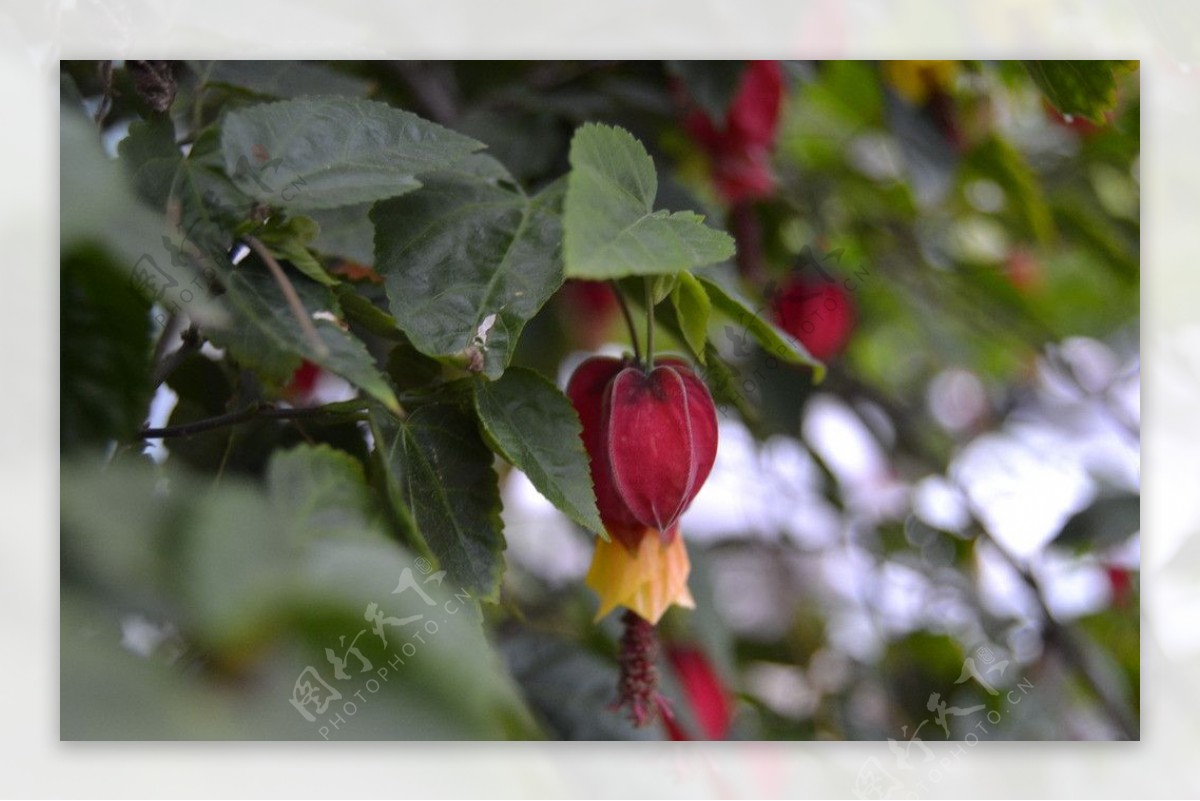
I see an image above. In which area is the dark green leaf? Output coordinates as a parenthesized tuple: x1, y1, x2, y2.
(61, 247, 153, 451)
(563, 123, 735, 279)
(118, 115, 180, 208)
(309, 203, 375, 265)
(372, 166, 565, 379)
(190, 60, 374, 99)
(206, 264, 400, 412)
(1024, 60, 1137, 124)
(473, 368, 605, 537)
(697, 275, 826, 380)
(370, 405, 506, 600)
(220, 97, 484, 210)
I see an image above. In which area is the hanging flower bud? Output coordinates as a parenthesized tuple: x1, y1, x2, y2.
(567, 355, 719, 624)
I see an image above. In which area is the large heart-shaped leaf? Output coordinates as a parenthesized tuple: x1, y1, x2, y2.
(372, 163, 564, 379)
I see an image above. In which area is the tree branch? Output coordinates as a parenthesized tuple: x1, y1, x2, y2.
(138, 402, 368, 440)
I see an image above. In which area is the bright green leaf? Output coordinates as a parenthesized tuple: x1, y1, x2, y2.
(670, 271, 712, 362)
(563, 123, 735, 279)
(372, 166, 564, 379)
(473, 368, 606, 537)
(220, 97, 484, 210)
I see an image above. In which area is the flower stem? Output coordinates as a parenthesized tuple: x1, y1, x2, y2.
(611, 280, 642, 366)
(644, 279, 656, 369)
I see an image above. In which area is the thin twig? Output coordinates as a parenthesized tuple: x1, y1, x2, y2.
(244, 236, 329, 357)
(138, 402, 368, 440)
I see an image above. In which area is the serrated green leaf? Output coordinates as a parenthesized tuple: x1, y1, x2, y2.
(697, 275, 825, 380)
(207, 265, 399, 412)
(190, 60, 374, 100)
(267, 444, 377, 543)
(372, 165, 564, 379)
(670, 271, 712, 362)
(220, 97, 485, 211)
(472, 368, 606, 537)
(1024, 60, 1137, 124)
(563, 123, 735, 279)
(370, 405, 506, 600)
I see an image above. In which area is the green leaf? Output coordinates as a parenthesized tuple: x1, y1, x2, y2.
(697, 276, 826, 380)
(266, 444, 378, 543)
(666, 60, 745, 121)
(372, 166, 565, 379)
(117, 115, 181, 208)
(1054, 493, 1140, 553)
(207, 264, 400, 412)
(370, 405, 506, 600)
(670, 271, 712, 362)
(1023, 60, 1137, 124)
(219, 97, 484, 211)
(563, 123, 735, 279)
(472, 368, 606, 537)
(190, 60, 374, 100)
(61, 247, 153, 452)
(309, 203, 376, 265)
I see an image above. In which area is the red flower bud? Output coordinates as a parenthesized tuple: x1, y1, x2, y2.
(771, 279, 856, 362)
(567, 356, 719, 548)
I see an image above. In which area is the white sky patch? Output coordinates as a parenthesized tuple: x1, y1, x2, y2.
(500, 469, 591, 587)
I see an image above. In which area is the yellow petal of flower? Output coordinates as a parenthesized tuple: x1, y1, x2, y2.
(586, 529, 694, 625)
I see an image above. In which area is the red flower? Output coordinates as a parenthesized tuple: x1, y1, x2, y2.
(682, 61, 785, 204)
(284, 359, 322, 404)
(663, 643, 734, 740)
(771, 279, 856, 361)
(567, 355, 718, 625)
